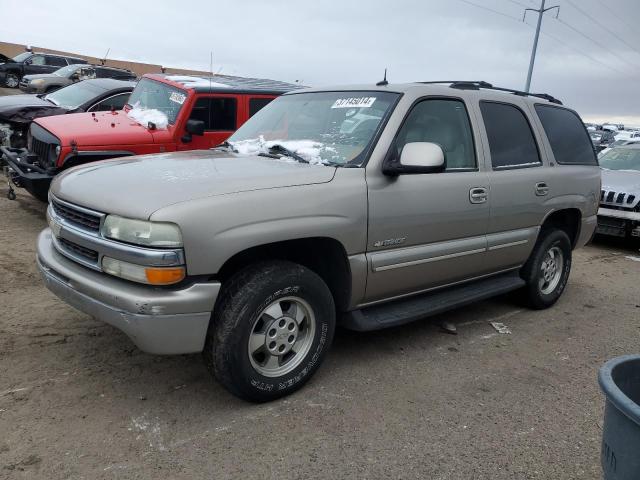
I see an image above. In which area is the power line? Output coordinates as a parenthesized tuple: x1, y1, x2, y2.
(455, 0, 521, 21)
(564, 0, 640, 58)
(593, 0, 638, 36)
(555, 17, 640, 73)
(503, 0, 530, 9)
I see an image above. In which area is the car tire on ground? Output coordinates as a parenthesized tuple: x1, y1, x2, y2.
(5, 74, 19, 88)
(520, 229, 572, 309)
(203, 260, 336, 402)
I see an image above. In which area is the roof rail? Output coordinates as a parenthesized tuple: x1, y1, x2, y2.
(416, 80, 562, 105)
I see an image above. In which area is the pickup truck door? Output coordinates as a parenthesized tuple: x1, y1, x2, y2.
(23, 55, 50, 76)
(473, 100, 549, 271)
(365, 97, 491, 303)
(177, 96, 240, 150)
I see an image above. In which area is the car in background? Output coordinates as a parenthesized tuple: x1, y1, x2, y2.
(599, 138, 640, 157)
(2, 73, 300, 201)
(0, 51, 88, 88)
(0, 79, 135, 149)
(19, 64, 137, 94)
(597, 144, 640, 239)
(589, 129, 616, 152)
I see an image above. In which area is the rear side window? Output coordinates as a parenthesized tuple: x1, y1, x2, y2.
(189, 97, 237, 131)
(480, 101, 541, 169)
(46, 56, 67, 67)
(535, 105, 597, 165)
(249, 97, 273, 117)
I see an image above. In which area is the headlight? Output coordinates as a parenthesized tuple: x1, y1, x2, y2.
(30, 79, 44, 86)
(101, 215, 183, 247)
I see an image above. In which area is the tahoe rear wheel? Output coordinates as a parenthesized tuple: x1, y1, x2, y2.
(521, 229, 572, 309)
(203, 260, 336, 402)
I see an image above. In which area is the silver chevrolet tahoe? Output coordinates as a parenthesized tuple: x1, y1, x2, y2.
(37, 81, 600, 402)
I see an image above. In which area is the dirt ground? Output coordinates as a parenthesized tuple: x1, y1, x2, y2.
(0, 185, 639, 480)
(0, 87, 19, 96)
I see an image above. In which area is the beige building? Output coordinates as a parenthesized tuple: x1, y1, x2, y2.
(0, 41, 210, 77)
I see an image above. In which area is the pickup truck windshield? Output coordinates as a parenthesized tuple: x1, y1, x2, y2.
(53, 64, 80, 77)
(599, 148, 640, 172)
(227, 91, 399, 166)
(126, 78, 187, 125)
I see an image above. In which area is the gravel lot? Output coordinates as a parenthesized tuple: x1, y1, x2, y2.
(0, 181, 639, 479)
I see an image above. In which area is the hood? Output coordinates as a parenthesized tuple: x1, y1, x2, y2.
(22, 73, 60, 81)
(0, 94, 67, 125)
(51, 150, 337, 218)
(601, 168, 640, 208)
(35, 110, 156, 146)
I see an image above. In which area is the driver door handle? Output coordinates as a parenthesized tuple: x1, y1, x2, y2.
(469, 187, 488, 204)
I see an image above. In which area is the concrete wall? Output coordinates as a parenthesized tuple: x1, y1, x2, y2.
(0, 41, 210, 77)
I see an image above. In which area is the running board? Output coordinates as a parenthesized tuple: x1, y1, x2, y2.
(341, 272, 525, 331)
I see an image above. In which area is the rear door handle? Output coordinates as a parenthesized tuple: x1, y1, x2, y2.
(535, 182, 549, 196)
(469, 187, 488, 204)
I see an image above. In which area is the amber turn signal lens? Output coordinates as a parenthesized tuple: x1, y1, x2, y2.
(144, 267, 186, 285)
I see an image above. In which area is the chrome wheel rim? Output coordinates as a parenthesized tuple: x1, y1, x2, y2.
(539, 246, 563, 295)
(6, 75, 18, 88)
(248, 296, 316, 378)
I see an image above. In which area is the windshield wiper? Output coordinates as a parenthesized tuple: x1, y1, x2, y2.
(265, 144, 308, 164)
(213, 140, 238, 153)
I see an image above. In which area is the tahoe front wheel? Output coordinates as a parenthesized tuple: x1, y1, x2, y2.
(203, 260, 336, 402)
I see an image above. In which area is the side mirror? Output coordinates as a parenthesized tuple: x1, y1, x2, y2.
(181, 119, 205, 143)
(383, 142, 445, 175)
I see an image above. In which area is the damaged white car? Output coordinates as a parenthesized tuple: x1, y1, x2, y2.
(597, 144, 640, 239)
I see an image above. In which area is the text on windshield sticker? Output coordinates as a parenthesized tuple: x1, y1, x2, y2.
(169, 92, 186, 105)
(331, 97, 376, 109)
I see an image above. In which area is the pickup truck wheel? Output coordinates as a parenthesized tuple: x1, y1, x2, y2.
(520, 229, 571, 309)
(5, 74, 19, 88)
(203, 261, 336, 402)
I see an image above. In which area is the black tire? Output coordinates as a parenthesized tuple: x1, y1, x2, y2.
(5, 73, 19, 88)
(203, 260, 336, 402)
(520, 229, 572, 309)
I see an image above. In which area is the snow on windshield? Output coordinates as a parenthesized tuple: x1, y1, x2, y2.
(127, 105, 169, 130)
(229, 136, 338, 165)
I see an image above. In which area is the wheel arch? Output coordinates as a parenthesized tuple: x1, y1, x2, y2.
(216, 237, 352, 313)
(540, 208, 582, 248)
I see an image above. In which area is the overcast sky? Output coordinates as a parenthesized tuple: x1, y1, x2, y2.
(2, 0, 639, 125)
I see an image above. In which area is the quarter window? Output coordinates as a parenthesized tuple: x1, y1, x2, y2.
(394, 98, 476, 170)
(190, 97, 237, 131)
(249, 97, 273, 117)
(535, 105, 597, 165)
(480, 102, 541, 169)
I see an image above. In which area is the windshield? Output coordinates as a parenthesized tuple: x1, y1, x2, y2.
(12, 52, 31, 62)
(45, 81, 106, 109)
(227, 91, 399, 166)
(599, 148, 640, 171)
(125, 78, 187, 125)
(53, 64, 80, 77)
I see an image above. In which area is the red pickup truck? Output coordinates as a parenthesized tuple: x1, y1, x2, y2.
(2, 73, 300, 201)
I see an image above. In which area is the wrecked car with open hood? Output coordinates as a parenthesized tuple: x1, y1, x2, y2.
(597, 144, 640, 239)
(0, 78, 134, 149)
(1, 73, 300, 201)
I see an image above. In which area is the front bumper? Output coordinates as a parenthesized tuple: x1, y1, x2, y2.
(1, 146, 54, 200)
(18, 83, 38, 93)
(37, 229, 220, 354)
(597, 207, 640, 238)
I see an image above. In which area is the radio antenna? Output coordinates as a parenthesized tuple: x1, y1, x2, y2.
(376, 68, 388, 86)
(209, 51, 213, 91)
(101, 48, 110, 66)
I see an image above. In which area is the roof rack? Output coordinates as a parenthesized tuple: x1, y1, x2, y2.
(417, 80, 562, 105)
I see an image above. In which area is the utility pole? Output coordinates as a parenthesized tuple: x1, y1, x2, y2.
(523, 0, 559, 92)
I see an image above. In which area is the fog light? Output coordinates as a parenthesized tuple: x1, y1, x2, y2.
(102, 257, 185, 285)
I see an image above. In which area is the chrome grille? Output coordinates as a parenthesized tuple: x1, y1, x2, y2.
(58, 238, 99, 262)
(600, 189, 638, 210)
(52, 200, 102, 231)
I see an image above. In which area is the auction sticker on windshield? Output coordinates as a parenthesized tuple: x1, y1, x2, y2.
(331, 97, 376, 109)
(169, 92, 186, 105)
